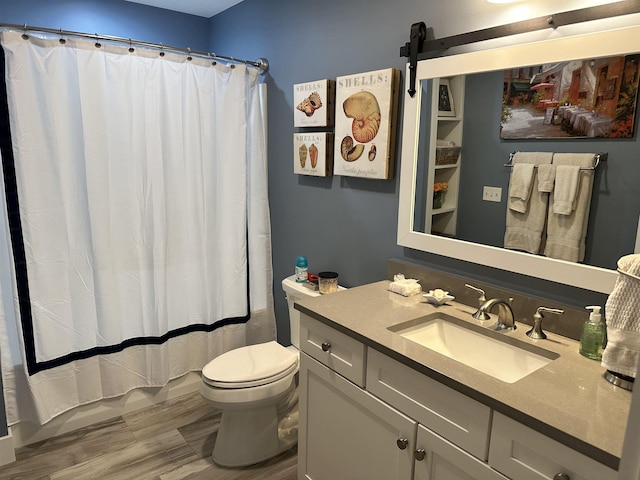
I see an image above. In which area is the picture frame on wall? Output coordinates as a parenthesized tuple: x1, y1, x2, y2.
(333, 68, 401, 180)
(293, 132, 334, 177)
(438, 79, 456, 117)
(293, 79, 335, 128)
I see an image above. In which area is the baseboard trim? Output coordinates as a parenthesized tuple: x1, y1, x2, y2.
(11, 371, 201, 449)
(0, 428, 16, 466)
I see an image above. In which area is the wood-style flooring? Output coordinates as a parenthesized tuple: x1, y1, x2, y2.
(0, 392, 298, 480)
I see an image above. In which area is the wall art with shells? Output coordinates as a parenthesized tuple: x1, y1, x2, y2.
(293, 132, 334, 177)
(293, 79, 335, 127)
(333, 68, 401, 180)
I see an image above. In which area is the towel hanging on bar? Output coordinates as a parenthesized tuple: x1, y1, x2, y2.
(504, 151, 606, 170)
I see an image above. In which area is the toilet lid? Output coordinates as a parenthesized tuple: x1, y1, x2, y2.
(202, 341, 298, 388)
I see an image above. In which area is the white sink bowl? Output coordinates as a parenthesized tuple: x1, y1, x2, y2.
(389, 313, 559, 383)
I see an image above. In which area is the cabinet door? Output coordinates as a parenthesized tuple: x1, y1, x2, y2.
(298, 353, 416, 480)
(414, 424, 508, 480)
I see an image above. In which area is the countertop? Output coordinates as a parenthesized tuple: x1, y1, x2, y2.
(294, 280, 632, 470)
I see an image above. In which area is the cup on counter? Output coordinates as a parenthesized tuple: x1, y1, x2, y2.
(318, 271, 338, 294)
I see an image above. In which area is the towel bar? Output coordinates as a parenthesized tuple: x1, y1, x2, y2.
(504, 152, 606, 170)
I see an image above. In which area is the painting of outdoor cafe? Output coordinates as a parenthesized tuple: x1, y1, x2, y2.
(500, 53, 640, 139)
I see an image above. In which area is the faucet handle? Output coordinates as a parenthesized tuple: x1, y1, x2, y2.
(465, 283, 486, 305)
(465, 284, 491, 320)
(526, 306, 564, 339)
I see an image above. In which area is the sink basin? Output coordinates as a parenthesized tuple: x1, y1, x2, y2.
(388, 313, 559, 383)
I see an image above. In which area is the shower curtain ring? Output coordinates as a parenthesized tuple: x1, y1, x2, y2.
(59, 28, 66, 45)
(94, 33, 102, 49)
(22, 24, 29, 40)
(187, 48, 193, 61)
(128, 38, 135, 53)
(230, 57, 236, 69)
(159, 43, 165, 57)
(211, 52, 217, 66)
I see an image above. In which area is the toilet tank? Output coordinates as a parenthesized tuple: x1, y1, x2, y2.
(281, 275, 321, 349)
(281, 275, 347, 348)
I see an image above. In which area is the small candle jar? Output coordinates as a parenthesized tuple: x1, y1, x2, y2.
(318, 271, 338, 294)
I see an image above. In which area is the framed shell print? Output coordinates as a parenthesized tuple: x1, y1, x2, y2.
(293, 79, 335, 127)
(333, 68, 401, 179)
(293, 132, 334, 177)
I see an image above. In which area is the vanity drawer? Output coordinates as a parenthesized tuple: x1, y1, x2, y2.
(299, 313, 366, 387)
(489, 412, 617, 480)
(366, 347, 491, 460)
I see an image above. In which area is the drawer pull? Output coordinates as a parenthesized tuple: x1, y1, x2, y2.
(414, 448, 426, 461)
(321, 342, 331, 352)
(396, 438, 409, 450)
(553, 474, 570, 480)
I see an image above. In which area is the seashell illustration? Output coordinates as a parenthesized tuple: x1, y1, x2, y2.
(296, 92, 323, 117)
(309, 144, 318, 169)
(299, 144, 308, 168)
(368, 144, 377, 161)
(340, 135, 364, 162)
(342, 91, 381, 144)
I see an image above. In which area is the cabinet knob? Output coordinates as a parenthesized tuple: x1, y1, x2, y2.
(321, 342, 331, 352)
(553, 474, 570, 480)
(396, 438, 409, 450)
(414, 448, 426, 461)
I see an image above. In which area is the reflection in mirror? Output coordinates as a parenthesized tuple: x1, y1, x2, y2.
(398, 26, 640, 293)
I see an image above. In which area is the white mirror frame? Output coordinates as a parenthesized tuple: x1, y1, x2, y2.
(398, 25, 640, 294)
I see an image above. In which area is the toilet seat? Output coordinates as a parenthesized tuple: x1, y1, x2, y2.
(202, 341, 298, 389)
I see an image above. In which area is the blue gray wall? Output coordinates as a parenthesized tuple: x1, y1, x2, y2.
(208, 0, 633, 345)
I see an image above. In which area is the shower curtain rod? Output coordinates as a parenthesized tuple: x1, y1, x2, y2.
(0, 23, 270, 74)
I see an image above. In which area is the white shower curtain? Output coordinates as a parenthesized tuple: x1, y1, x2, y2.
(0, 31, 275, 425)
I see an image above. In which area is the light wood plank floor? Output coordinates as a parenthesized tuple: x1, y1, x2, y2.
(0, 392, 298, 480)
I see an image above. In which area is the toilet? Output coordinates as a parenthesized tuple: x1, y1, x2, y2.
(199, 275, 322, 467)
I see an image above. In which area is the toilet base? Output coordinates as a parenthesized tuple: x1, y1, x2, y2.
(205, 379, 299, 467)
(213, 403, 297, 467)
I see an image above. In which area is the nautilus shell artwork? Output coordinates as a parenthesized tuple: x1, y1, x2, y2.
(296, 92, 323, 117)
(299, 144, 308, 168)
(340, 135, 364, 162)
(342, 91, 381, 144)
(309, 144, 318, 169)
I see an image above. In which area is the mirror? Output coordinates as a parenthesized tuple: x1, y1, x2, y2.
(398, 25, 640, 294)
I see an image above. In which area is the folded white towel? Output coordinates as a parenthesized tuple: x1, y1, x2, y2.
(537, 164, 556, 192)
(508, 163, 535, 213)
(544, 153, 595, 262)
(504, 152, 553, 254)
(553, 165, 581, 215)
(601, 254, 640, 378)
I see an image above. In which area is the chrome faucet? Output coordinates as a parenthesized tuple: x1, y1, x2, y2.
(475, 298, 516, 330)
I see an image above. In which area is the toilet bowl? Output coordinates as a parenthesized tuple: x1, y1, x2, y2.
(199, 275, 324, 467)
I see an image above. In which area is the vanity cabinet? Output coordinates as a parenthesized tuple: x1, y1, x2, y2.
(298, 313, 617, 480)
(298, 353, 415, 480)
(426, 75, 465, 237)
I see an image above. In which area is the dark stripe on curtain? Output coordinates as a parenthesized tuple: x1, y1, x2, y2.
(0, 46, 251, 376)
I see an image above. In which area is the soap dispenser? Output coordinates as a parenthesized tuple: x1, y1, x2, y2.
(579, 306, 605, 360)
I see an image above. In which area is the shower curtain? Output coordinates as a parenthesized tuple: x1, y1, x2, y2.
(0, 31, 275, 425)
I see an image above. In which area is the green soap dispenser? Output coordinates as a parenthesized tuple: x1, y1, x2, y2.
(579, 306, 605, 360)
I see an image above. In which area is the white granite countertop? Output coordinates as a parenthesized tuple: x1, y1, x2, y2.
(294, 280, 632, 470)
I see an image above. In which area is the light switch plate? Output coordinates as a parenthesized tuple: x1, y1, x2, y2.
(483, 186, 502, 202)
